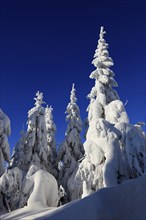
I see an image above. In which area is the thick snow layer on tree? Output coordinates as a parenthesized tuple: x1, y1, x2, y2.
(1, 176, 145, 220)
(72, 119, 123, 198)
(105, 100, 129, 124)
(69, 140, 105, 199)
(115, 122, 146, 177)
(88, 27, 119, 108)
(0, 109, 11, 176)
(45, 106, 58, 177)
(0, 109, 11, 136)
(73, 116, 145, 198)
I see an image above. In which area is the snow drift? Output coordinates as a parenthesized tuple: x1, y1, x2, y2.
(1, 175, 146, 220)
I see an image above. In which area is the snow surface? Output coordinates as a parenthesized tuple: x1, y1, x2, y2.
(1, 175, 145, 220)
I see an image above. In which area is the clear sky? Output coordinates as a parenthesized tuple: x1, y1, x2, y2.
(0, 0, 145, 152)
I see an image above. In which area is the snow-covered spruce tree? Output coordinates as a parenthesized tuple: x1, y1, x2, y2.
(0, 109, 11, 177)
(0, 109, 11, 212)
(57, 84, 84, 202)
(70, 27, 145, 199)
(45, 105, 58, 178)
(0, 92, 59, 211)
(11, 91, 49, 171)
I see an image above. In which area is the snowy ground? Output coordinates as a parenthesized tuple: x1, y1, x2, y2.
(1, 175, 145, 220)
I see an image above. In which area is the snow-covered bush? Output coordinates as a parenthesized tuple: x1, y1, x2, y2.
(0, 167, 23, 211)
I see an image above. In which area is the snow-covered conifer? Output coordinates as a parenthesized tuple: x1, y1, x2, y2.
(0, 109, 11, 176)
(0, 111, 23, 212)
(89, 26, 119, 102)
(1, 92, 59, 211)
(70, 27, 145, 200)
(45, 105, 58, 177)
(11, 91, 49, 172)
(87, 27, 122, 136)
(57, 84, 83, 202)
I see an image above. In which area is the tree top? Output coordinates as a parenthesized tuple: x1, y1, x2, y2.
(99, 26, 106, 40)
(70, 83, 77, 104)
(34, 91, 45, 107)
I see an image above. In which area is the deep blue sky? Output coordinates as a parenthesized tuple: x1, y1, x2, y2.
(0, 0, 145, 152)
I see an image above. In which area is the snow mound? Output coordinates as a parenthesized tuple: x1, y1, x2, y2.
(1, 176, 145, 220)
(23, 165, 59, 208)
